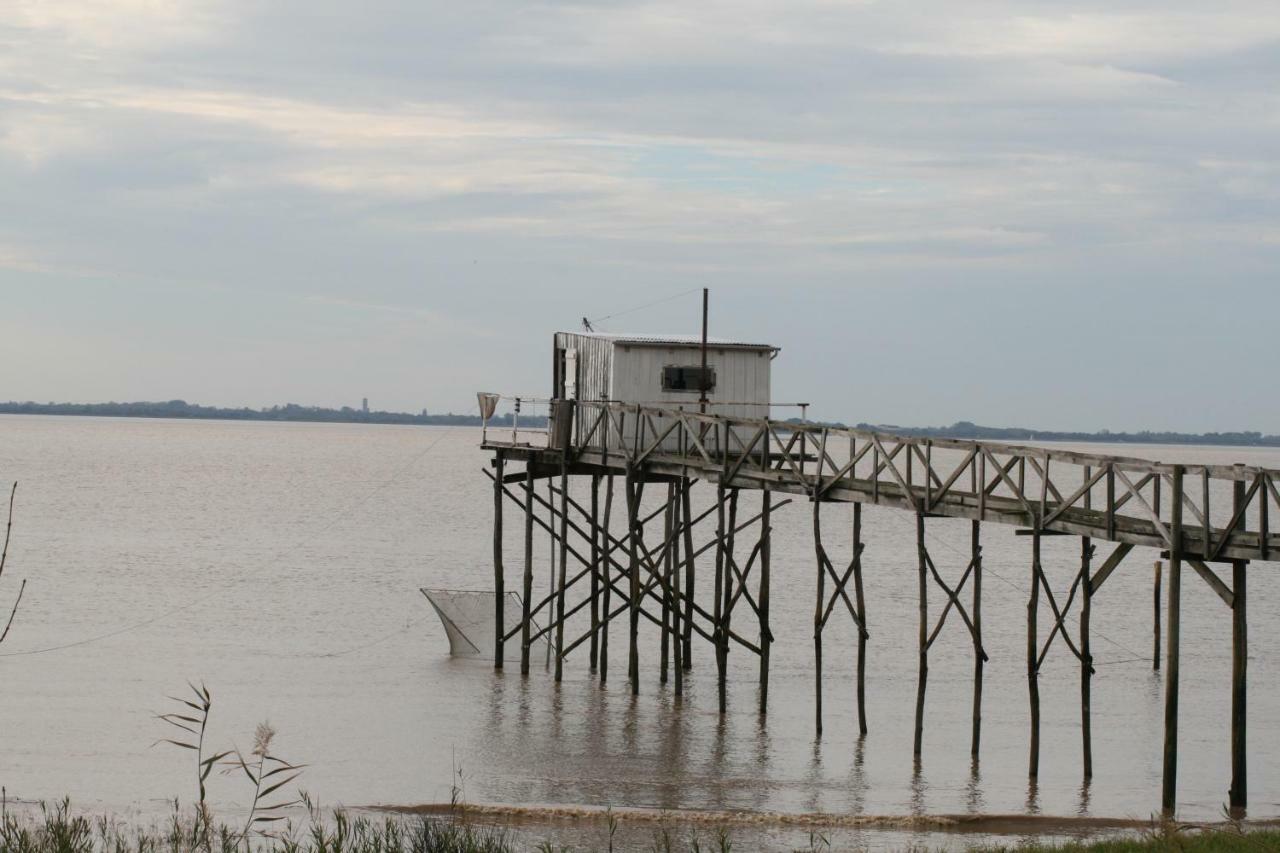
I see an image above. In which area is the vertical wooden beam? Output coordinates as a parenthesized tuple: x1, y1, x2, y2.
(718, 489, 739, 714)
(1162, 466, 1184, 816)
(914, 511, 928, 757)
(854, 503, 869, 738)
(1028, 530, 1041, 779)
(813, 498, 825, 735)
(1080, 536, 1094, 779)
(553, 464, 569, 683)
(660, 482, 674, 685)
(600, 475, 614, 684)
(493, 453, 506, 669)
(714, 484, 727, 713)
(1230, 479, 1248, 815)
(521, 466, 535, 676)
(589, 474, 600, 671)
(672, 483, 684, 699)
(971, 519, 983, 757)
(681, 477, 695, 671)
(626, 466, 642, 695)
(759, 485, 772, 714)
(1153, 561, 1163, 671)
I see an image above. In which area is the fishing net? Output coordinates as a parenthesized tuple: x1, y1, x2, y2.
(420, 588, 548, 663)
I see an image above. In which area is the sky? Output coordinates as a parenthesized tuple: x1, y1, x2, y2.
(1, 1, 1277, 431)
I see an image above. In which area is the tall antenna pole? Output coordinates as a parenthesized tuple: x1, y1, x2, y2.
(699, 288, 709, 413)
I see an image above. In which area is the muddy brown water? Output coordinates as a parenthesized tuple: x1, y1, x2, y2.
(1, 415, 1278, 850)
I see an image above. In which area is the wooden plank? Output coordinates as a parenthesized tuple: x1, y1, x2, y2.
(1088, 542, 1134, 594)
(1188, 559, 1234, 608)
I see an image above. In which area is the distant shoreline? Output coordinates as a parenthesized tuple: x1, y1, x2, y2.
(0, 401, 1276, 448)
(0, 400, 542, 428)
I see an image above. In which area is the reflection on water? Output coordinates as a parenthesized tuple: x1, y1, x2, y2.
(0, 414, 1278, 849)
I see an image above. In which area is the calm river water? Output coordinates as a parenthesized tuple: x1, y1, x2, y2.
(1, 416, 1277, 850)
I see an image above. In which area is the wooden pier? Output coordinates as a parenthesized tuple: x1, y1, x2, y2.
(484, 401, 1278, 817)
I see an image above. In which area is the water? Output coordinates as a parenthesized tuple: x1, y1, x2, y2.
(1, 415, 1278, 849)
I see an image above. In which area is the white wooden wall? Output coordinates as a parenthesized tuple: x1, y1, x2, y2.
(611, 345, 771, 419)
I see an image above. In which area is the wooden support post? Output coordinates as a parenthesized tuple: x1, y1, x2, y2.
(672, 483, 684, 699)
(521, 465, 535, 676)
(970, 519, 983, 757)
(553, 464, 568, 683)
(1230, 479, 1248, 815)
(681, 477, 695, 671)
(1162, 466, 1184, 816)
(660, 482, 674, 685)
(914, 511, 928, 757)
(714, 484, 727, 713)
(813, 498, 825, 735)
(759, 485, 772, 714)
(718, 489, 739, 714)
(493, 454, 506, 669)
(1153, 561, 1162, 671)
(600, 475, 614, 684)
(589, 474, 600, 671)
(625, 466, 642, 695)
(1080, 536, 1094, 779)
(854, 503, 868, 737)
(1028, 529, 1041, 779)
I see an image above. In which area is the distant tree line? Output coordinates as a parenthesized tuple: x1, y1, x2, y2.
(0, 400, 548, 427)
(1, 401, 1273, 447)
(783, 417, 1280, 448)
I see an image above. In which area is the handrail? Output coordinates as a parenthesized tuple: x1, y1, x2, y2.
(485, 399, 1279, 562)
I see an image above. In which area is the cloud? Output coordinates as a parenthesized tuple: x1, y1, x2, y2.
(0, 1, 1276, 425)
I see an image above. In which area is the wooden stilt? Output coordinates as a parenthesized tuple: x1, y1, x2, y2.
(521, 466, 535, 676)
(1230, 556, 1247, 814)
(600, 475, 613, 684)
(493, 454, 506, 669)
(554, 464, 569, 682)
(589, 474, 600, 671)
(759, 486, 772, 714)
(625, 466, 642, 695)
(853, 503, 869, 737)
(681, 476, 695, 671)
(970, 519, 982, 756)
(719, 489, 738, 713)
(1080, 536, 1094, 779)
(546, 480, 555, 671)
(1230, 479, 1248, 815)
(714, 484, 726, 712)
(813, 498, 825, 735)
(1162, 466, 1184, 816)
(1028, 529, 1041, 779)
(914, 511, 928, 757)
(672, 483, 685, 699)
(1153, 561, 1163, 671)
(660, 482, 674, 685)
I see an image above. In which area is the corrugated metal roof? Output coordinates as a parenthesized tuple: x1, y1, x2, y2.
(563, 332, 777, 350)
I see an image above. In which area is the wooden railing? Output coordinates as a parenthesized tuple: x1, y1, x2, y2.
(492, 401, 1278, 562)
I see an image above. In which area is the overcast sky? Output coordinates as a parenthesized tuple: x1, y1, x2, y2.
(1, 2, 1276, 431)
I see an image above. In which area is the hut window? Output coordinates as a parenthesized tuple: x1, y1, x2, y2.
(662, 365, 715, 393)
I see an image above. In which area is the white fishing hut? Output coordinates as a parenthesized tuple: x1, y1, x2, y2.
(551, 332, 778, 420)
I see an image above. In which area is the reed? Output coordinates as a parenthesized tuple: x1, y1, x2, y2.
(0, 482, 26, 647)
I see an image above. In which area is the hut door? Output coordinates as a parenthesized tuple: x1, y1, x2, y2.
(564, 349, 578, 400)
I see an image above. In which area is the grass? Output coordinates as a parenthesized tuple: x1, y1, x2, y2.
(2, 801, 1279, 853)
